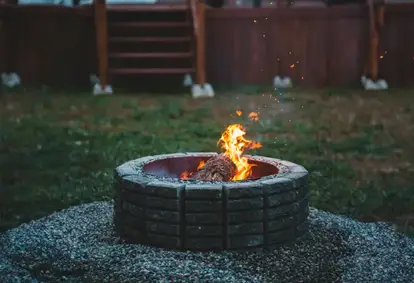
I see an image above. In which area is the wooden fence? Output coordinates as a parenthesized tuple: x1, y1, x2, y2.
(0, 5, 95, 87)
(206, 4, 414, 87)
(0, 3, 413, 88)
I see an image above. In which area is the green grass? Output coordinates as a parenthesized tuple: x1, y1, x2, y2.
(1, 90, 414, 237)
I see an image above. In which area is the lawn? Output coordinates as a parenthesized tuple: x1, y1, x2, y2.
(1, 88, 413, 236)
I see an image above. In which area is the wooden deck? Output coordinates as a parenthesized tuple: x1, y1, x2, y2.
(91, 0, 206, 87)
(1, 2, 413, 88)
(106, 3, 188, 11)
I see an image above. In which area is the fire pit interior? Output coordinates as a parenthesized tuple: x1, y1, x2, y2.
(114, 120, 309, 252)
(143, 155, 279, 181)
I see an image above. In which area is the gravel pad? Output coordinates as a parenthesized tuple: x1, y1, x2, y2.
(0, 201, 413, 283)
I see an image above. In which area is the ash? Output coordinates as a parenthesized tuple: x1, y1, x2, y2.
(1, 203, 413, 283)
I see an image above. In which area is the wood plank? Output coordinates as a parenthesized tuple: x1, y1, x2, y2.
(206, 6, 364, 19)
(109, 52, 193, 58)
(107, 4, 188, 12)
(109, 68, 195, 74)
(109, 22, 191, 28)
(196, 1, 206, 84)
(367, 0, 379, 80)
(94, 0, 109, 87)
(109, 36, 191, 43)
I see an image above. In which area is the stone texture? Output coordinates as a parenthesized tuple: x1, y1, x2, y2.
(2, 203, 414, 282)
(114, 155, 310, 251)
(184, 183, 223, 199)
(224, 182, 264, 199)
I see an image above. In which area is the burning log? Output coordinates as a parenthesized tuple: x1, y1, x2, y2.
(191, 154, 236, 182)
(180, 122, 261, 181)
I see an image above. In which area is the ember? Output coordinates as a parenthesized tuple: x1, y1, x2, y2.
(180, 120, 262, 181)
(180, 160, 205, 180)
(248, 111, 259, 121)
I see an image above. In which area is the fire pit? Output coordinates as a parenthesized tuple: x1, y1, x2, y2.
(114, 152, 309, 252)
(114, 118, 309, 252)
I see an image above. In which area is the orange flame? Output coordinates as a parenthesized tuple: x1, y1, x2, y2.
(197, 160, 205, 170)
(180, 124, 261, 181)
(236, 110, 242, 116)
(180, 160, 205, 180)
(218, 124, 262, 181)
(180, 171, 192, 180)
(248, 112, 259, 121)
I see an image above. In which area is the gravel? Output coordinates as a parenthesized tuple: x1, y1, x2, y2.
(1, 202, 413, 283)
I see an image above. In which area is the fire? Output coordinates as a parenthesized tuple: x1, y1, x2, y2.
(180, 171, 191, 180)
(218, 124, 262, 181)
(180, 160, 205, 180)
(180, 110, 262, 181)
(248, 112, 259, 121)
(197, 160, 205, 170)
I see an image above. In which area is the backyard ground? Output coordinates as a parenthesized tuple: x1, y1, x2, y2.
(1, 88, 413, 236)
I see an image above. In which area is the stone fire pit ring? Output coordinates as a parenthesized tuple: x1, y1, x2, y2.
(114, 152, 309, 252)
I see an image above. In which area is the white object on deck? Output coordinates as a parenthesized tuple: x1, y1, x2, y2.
(191, 84, 203, 98)
(376, 79, 389, 90)
(273, 76, 293, 89)
(361, 75, 389, 90)
(183, 74, 193, 87)
(1, 73, 21, 88)
(93, 83, 113, 96)
(191, 83, 215, 99)
(361, 75, 367, 86)
(203, 83, 215, 97)
(90, 74, 100, 85)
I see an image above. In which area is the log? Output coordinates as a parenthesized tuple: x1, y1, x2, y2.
(191, 154, 236, 181)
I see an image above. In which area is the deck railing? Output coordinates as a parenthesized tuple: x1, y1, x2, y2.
(194, 0, 206, 85)
(365, 0, 386, 81)
(189, 0, 198, 37)
(187, 0, 206, 85)
(93, 0, 108, 88)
